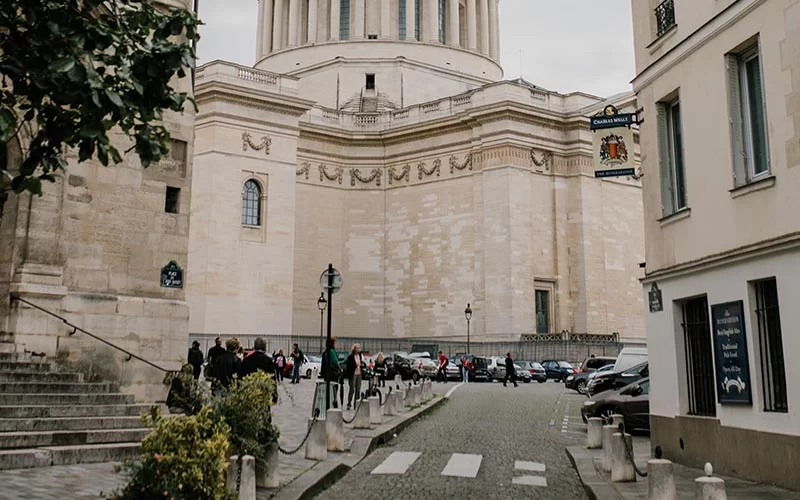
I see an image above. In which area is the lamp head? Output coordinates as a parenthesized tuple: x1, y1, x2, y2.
(464, 303, 472, 321)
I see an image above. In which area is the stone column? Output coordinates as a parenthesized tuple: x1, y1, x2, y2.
(256, 0, 265, 58)
(354, 0, 365, 39)
(272, 0, 285, 50)
(406, 0, 417, 40)
(447, 0, 459, 46)
(307, 0, 318, 43)
(466, 0, 477, 50)
(380, 0, 391, 39)
(488, 0, 498, 59)
(428, 0, 440, 43)
(287, 0, 300, 46)
(329, 0, 340, 40)
(479, 0, 489, 55)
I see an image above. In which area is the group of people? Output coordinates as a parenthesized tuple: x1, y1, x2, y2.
(435, 351, 519, 387)
(319, 337, 393, 411)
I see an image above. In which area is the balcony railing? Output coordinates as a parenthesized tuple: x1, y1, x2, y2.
(654, 0, 676, 38)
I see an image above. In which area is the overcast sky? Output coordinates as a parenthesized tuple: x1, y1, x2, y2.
(196, 0, 635, 98)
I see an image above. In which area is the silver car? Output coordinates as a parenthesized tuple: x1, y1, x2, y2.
(408, 352, 438, 378)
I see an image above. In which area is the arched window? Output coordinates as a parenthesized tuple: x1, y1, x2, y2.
(242, 180, 262, 226)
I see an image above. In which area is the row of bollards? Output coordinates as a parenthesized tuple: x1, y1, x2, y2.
(586, 416, 727, 500)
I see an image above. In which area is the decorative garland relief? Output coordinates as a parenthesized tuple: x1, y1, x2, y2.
(242, 131, 271, 155)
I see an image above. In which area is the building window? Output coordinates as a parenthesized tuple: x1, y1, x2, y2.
(242, 180, 262, 226)
(657, 98, 687, 216)
(654, 0, 675, 38)
(535, 290, 550, 334)
(367, 34, 377, 39)
(399, 0, 407, 39)
(165, 186, 180, 214)
(728, 45, 769, 187)
(415, 0, 420, 41)
(340, 0, 350, 40)
(682, 296, 716, 417)
(754, 278, 787, 412)
(438, 0, 446, 43)
(365, 74, 375, 90)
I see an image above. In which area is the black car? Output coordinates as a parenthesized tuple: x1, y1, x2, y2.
(566, 363, 615, 394)
(581, 377, 650, 432)
(540, 360, 576, 382)
(385, 353, 423, 382)
(453, 355, 491, 382)
(586, 361, 649, 396)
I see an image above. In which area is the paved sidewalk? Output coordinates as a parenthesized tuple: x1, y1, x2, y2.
(567, 436, 800, 500)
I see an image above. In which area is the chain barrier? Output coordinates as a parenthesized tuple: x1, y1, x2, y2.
(278, 408, 320, 455)
(235, 445, 244, 494)
(618, 423, 648, 478)
(342, 396, 366, 424)
(380, 386, 392, 407)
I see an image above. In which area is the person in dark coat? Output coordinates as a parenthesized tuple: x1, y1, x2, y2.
(212, 338, 241, 392)
(207, 337, 225, 370)
(238, 337, 279, 403)
(503, 352, 518, 388)
(187, 341, 204, 380)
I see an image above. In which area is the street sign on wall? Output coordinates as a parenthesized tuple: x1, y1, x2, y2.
(710, 301, 753, 405)
(160, 261, 183, 289)
(648, 283, 663, 313)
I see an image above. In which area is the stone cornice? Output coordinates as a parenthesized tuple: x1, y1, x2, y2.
(195, 84, 314, 118)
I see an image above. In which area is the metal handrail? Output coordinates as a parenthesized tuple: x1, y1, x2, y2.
(9, 294, 171, 373)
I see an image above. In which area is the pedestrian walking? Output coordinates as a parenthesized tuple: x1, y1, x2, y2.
(274, 349, 286, 382)
(436, 351, 448, 383)
(321, 337, 342, 408)
(374, 352, 387, 387)
(290, 343, 304, 384)
(345, 343, 364, 410)
(503, 352, 518, 387)
(238, 337, 278, 403)
(460, 356, 470, 383)
(187, 341, 204, 380)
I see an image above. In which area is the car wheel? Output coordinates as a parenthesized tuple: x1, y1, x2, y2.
(576, 380, 587, 394)
(537, 379, 545, 384)
(306, 369, 312, 379)
(599, 407, 616, 424)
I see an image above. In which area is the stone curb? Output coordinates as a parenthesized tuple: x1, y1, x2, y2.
(270, 395, 447, 500)
(565, 445, 625, 500)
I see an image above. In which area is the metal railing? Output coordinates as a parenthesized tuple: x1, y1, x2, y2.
(9, 294, 171, 373)
(654, 0, 676, 38)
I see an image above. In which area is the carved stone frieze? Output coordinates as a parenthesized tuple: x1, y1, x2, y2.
(319, 164, 344, 184)
(449, 153, 473, 174)
(242, 131, 271, 155)
(296, 162, 310, 179)
(388, 165, 410, 185)
(350, 168, 382, 187)
(417, 159, 441, 180)
(531, 149, 553, 169)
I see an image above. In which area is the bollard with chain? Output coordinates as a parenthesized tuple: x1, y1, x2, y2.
(279, 408, 320, 456)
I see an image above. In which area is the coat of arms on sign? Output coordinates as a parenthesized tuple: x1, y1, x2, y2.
(599, 133, 628, 167)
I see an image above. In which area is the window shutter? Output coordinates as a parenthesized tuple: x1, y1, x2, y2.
(657, 103, 675, 216)
(727, 55, 747, 187)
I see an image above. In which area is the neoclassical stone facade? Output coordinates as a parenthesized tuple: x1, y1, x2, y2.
(188, 0, 647, 341)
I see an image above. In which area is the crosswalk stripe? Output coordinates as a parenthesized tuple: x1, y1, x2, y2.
(370, 452, 422, 475)
(514, 461, 546, 473)
(513, 475, 548, 487)
(440, 453, 482, 478)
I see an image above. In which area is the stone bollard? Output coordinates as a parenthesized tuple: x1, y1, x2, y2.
(412, 385, 421, 406)
(611, 414, 625, 428)
(255, 442, 280, 489)
(312, 367, 319, 380)
(383, 391, 395, 416)
(394, 374, 402, 387)
(227, 455, 256, 500)
(396, 389, 406, 411)
(648, 459, 677, 500)
(587, 417, 603, 449)
(305, 417, 328, 461)
(611, 432, 635, 482)
(326, 409, 344, 452)
(425, 380, 433, 400)
(695, 463, 727, 500)
(601, 425, 616, 472)
(368, 396, 381, 425)
(352, 399, 372, 429)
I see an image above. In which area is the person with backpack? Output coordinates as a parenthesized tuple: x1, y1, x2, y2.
(290, 344, 304, 384)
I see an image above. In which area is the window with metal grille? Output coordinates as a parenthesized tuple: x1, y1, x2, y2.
(682, 296, 716, 417)
(340, 0, 350, 40)
(399, 0, 407, 39)
(754, 278, 787, 412)
(654, 0, 675, 38)
(535, 290, 549, 334)
(242, 180, 261, 226)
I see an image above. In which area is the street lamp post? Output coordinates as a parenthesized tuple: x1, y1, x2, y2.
(317, 292, 327, 355)
(464, 303, 472, 353)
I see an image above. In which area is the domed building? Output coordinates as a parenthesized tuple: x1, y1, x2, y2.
(188, 0, 646, 342)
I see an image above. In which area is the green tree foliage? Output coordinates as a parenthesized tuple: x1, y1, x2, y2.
(0, 0, 200, 195)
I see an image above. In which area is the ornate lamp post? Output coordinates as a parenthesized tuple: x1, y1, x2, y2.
(464, 303, 472, 353)
(317, 292, 327, 354)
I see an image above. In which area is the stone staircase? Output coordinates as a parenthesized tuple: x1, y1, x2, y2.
(0, 341, 155, 470)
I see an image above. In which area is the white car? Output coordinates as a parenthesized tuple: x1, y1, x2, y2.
(301, 355, 322, 378)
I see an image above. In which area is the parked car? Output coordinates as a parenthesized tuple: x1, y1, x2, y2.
(302, 355, 322, 378)
(566, 363, 615, 394)
(408, 352, 438, 378)
(385, 352, 423, 382)
(517, 361, 547, 383)
(468, 356, 492, 382)
(578, 356, 617, 373)
(514, 364, 532, 383)
(540, 360, 576, 382)
(581, 377, 650, 432)
(612, 347, 648, 373)
(446, 356, 462, 380)
(486, 357, 507, 382)
(587, 361, 649, 396)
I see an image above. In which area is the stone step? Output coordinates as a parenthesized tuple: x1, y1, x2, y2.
(0, 353, 33, 362)
(0, 416, 145, 432)
(0, 381, 117, 394)
(0, 343, 20, 354)
(0, 371, 82, 383)
(0, 442, 141, 470)
(0, 393, 135, 406)
(0, 427, 150, 449)
(0, 362, 52, 372)
(0, 404, 154, 419)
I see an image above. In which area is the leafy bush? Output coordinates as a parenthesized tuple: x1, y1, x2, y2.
(164, 366, 212, 416)
(108, 407, 235, 500)
(211, 371, 279, 463)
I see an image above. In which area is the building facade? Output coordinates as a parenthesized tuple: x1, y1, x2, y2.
(632, 0, 800, 489)
(188, 0, 647, 342)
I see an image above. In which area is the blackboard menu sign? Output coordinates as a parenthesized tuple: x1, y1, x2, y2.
(160, 261, 183, 289)
(711, 301, 752, 405)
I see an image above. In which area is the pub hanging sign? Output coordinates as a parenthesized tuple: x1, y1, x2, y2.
(591, 105, 638, 178)
(160, 261, 184, 289)
(710, 301, 752, 405)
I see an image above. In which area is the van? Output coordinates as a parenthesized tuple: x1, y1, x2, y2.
(613, 347, 648, 373)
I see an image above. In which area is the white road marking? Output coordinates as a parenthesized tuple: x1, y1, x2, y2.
(370, 452, 422, 475)
(440, 453, 483, 478)
(513, 475, 548, 487)
(515, 461, 546, 473)
(444, 382, 464, 399)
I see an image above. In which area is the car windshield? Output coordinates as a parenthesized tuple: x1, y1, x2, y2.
(532, 363, 543, 370)
(558, 361, 573, 368)
(514, 364, 522, 370)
